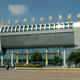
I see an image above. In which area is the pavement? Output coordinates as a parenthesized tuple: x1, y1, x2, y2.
(0, 68, 80, 80)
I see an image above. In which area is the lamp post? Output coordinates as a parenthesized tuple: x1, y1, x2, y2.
(15, 19, 19, 24)
(68, 14, 72, 20)
(48, 16, 53, 23)
(40, 17, 44, 24)
(58, 15, 63, 20)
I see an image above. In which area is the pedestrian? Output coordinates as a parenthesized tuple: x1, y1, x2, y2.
(6, 64, 9, 70)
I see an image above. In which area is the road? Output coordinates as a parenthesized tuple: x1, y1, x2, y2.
(0, 69, 80, 80)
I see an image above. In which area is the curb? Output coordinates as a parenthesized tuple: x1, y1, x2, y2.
(14, 67, 80, 71)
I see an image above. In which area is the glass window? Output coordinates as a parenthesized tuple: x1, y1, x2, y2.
(5, 27, 8, 32)
(65, 23, 68, 25)
(50, 24, 54, 30)
(33, 25, 36, 27)
(8, 27, 12, 32)
(16, 26, 19, 32)
(60, 23, 63, 25)
(1, 27, 4, 32)
(46, 24, 49, 27)
(64, 23, 68, 29)
(69, 23, 73, 25)
(69, 23, 73, 28)
(28, 25, 32, 31)
(12, 26, 16, 32)
(41, 24, 45, 30)
(55, 23, 58, 26)
(33, 25, 36, 31)
(24, 26, 27, 31)
(46, 24, 49, 30)
(42, 24, 45, 27)
(20, 26, 23, 32)
(51, 24, 54, 26)
(37, 24, 40, 31)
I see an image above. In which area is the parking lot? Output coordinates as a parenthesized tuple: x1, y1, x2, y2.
(0, 69, 80, 80)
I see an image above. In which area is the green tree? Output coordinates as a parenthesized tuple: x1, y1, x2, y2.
(53, 56, 61, 66)
(31, 52, 42, 62)
(68, 52, 80, 64)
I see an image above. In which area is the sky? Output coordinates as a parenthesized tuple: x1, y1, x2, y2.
(0, 0, 80, 25)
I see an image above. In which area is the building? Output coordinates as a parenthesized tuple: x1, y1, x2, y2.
(0, 21, 80, 67)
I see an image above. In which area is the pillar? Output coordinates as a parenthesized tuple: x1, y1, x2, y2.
(63, 48, 66, 67)
(16, 56, 18, 64)
(1, 56, 3, 66)
(26, 49, 29, 64)
(57, 48, 60, 56)
(46, 49, 48, 66)
(11, 52, 14, 66)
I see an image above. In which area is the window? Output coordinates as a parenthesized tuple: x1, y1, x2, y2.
(69, 23, 73, 28)
(60, 23, 63, 25)
(42, 24, 45, 27)
(16, 26, 19, 32)
(51, 24, 54, 26)
(8, 27, 12, 32)
(33, 25, 36, 31)
(24, 26, 27, 31)
(64, 23, 68, 29)
(5, 27, 8, 32)
(50, 24, 54, 30)
(20, 26, 23, 32)
(65, 23, 68, 25)
(46, 24, 49, 30)
(41, 24, 45, 30)
(12, 26, 16, 32)
(28, 25, 32, 31)
(55, 23, 58, 26)
(1, 27, 4, 33)
(37, 24, 40, 31)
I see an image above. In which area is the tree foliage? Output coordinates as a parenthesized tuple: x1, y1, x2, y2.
(68, 52, 80, 64)
(53, 56, 61, 65)
(31, 52, 42, 62)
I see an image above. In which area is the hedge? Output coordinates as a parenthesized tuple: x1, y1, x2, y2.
(16, 64, 42, 67)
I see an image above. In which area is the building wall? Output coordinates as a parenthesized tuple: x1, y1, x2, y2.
(0, 36, 2, 54)
(74, 28, 80, 50)
(1, 29, 74, 49)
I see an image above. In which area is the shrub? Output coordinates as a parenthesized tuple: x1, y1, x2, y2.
(16, 64, 42, 67)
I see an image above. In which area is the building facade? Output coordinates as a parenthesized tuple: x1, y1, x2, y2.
(0, 21, 80, 67)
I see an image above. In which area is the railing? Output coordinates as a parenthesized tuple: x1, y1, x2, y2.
(0, 22, 73, 33)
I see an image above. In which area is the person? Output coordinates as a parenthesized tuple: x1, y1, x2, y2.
(6, 64, 9, 70)
(12, 64, 15, 68)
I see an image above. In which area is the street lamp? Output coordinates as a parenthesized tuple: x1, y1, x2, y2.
(77, 13, 80, 18)
(8, 20, 11, 24)
(48, 16, 53, 23)
(40, 17, 44, 23)
(15, 19, 19, 24)
(68, 14, 72, 20)
(32, 17, 36, 23)
(23, 18, 28, 23)
(58, 15, 63, 20)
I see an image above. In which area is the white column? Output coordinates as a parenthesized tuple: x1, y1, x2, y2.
(40, 24, 41, 31)
(49, 24, 50, 30)
(31, 25, 33, 31)
(63, 48, 66, 67)
(19, 26, 21, 32)
(23, 26, 25, 32)
(57, 48, 60, 56)
(1, 56, 3, 66)
(27, 25, 29, 31)
(11, 52, 14, 66)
